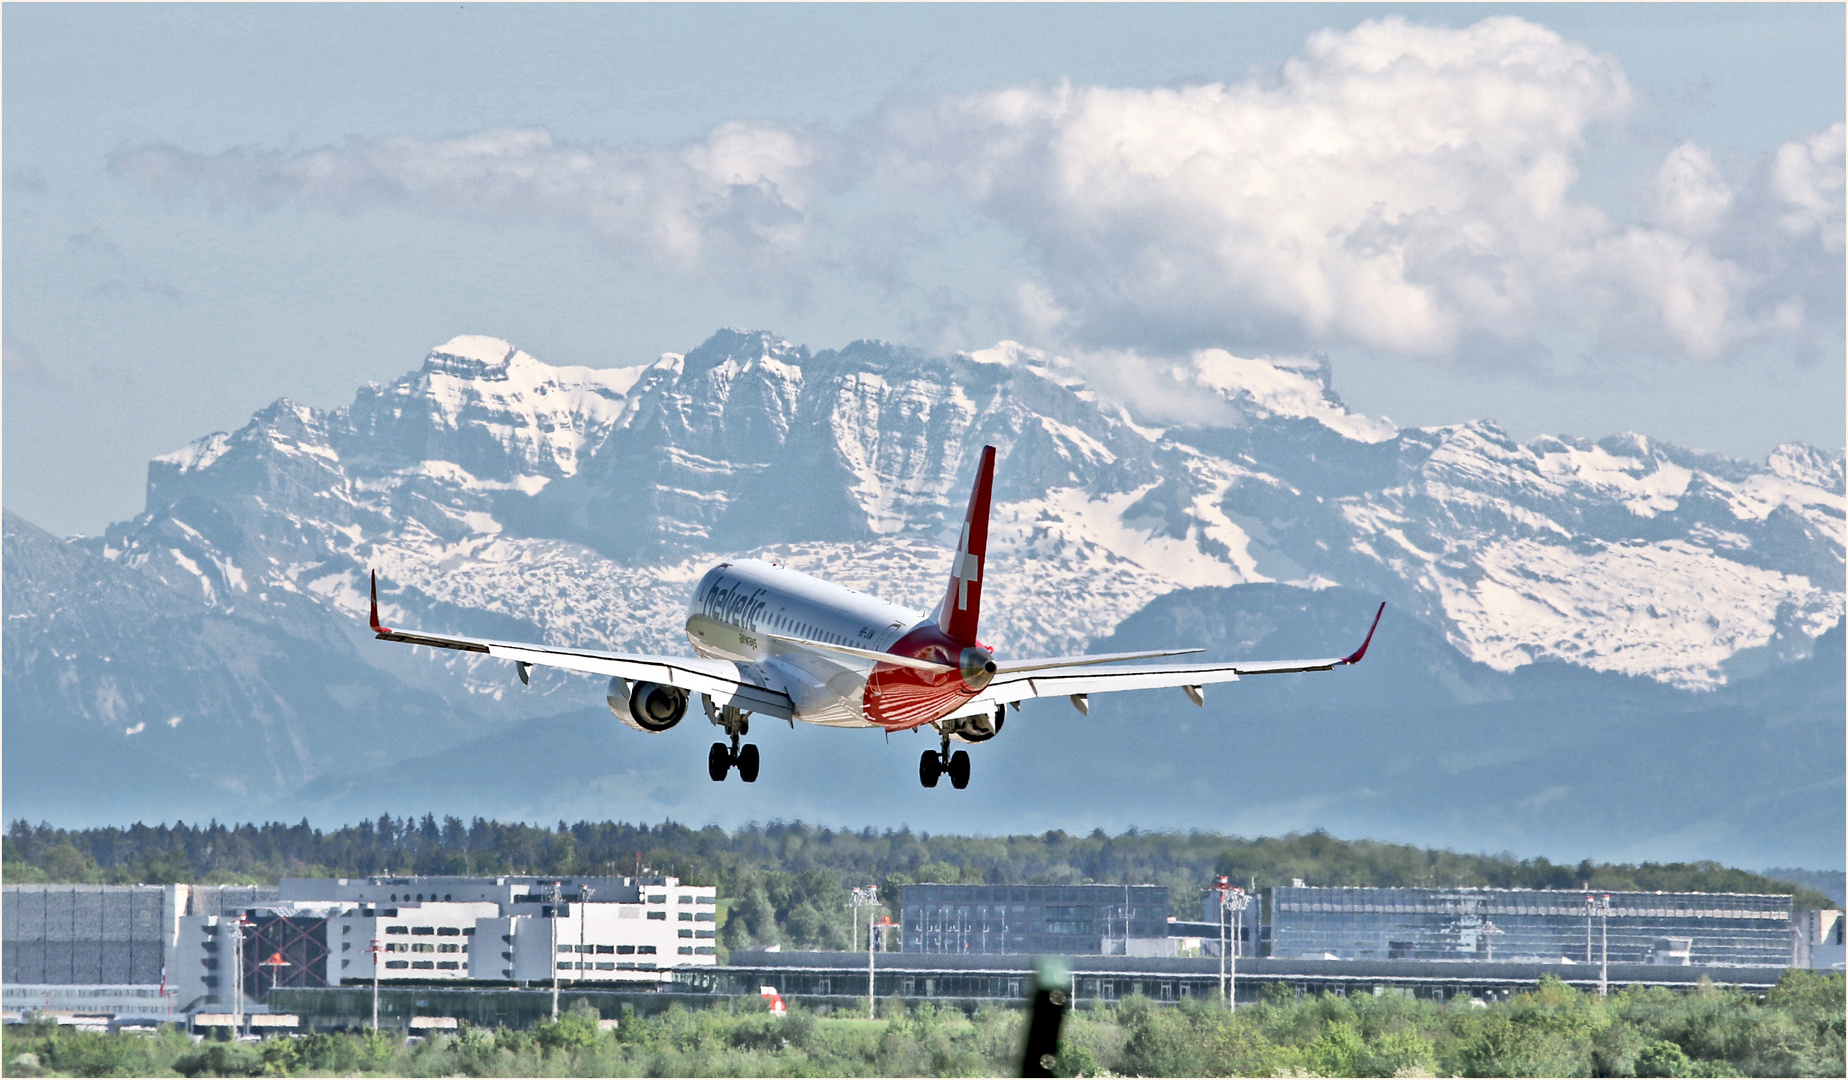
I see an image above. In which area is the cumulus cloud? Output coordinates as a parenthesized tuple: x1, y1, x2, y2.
(1652, 143, 1732, 237)
(103, 16, 1840, 372)
(1771, 122, 1845, 252)
(878, 16, 1833, 365)
(109, 123, 834, 272)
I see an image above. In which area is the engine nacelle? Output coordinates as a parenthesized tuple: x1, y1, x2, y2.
(607, 677, 688, 733)
(948, 708, 1005, 744)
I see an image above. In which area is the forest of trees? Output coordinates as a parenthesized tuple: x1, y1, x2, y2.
(3, 818, 1831, 954)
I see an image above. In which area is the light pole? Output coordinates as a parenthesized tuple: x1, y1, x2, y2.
(549, 881, 563, 1021)
(1212, 877, 1246, 1012)
(850, 887, 880, 1017)
(1592, 894, 1612, 998)
(228, 913, 254, 1038)
(368, 939, 382, 1031)
(577, 885, 594, 990)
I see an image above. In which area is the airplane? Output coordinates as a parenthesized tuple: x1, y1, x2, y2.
(368, 444, 1385, 789)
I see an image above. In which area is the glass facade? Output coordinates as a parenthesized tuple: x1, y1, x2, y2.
(1268, 887, 1792, 967)
(900, 885, 1168, 955)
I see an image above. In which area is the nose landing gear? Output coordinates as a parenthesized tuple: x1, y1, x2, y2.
(919, 730, 971, 789)
(705, 699, 758, 783)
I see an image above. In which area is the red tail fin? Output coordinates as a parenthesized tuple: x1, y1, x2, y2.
(938, 445, 996, 644)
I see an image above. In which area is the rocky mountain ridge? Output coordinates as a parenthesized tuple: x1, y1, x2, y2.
(4, 328, 1842, 858)
(84, 329, 1846, 687)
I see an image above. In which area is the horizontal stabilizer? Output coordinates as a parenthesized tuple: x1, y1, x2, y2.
(764, 632, 955, 673)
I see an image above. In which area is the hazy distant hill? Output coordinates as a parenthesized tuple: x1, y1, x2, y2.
(4, 330, 1841, 868)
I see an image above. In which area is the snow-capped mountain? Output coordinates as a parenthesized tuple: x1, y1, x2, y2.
(4, 328, 1842, 862)
(87, 329, 1846, 688)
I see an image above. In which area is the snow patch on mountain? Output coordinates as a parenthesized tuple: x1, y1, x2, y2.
(1532, 437, 1694, 517)
(1769, 442, 1848, 493)
(154, 431, 231, 474)
(1434, 536, 1842, 689)
(1713, 469, 1845, 527)
(1185, 349, 1397, 443)
(964, 340, 1088, 389)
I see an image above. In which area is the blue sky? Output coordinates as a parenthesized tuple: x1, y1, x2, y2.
(5, 3, 1843, 537)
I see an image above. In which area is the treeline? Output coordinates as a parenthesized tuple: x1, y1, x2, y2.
(3, 972, 1843, 1077)
(3, 818, 1834, 952)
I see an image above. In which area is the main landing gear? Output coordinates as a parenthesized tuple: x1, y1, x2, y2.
(706, 701, 758, 783)
(919, 731, 971, 790)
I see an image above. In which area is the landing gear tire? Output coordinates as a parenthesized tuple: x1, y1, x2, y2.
(736, 743, 760, 783)
(919, 750, 942, 788)
(708, 743, 731, 782)
(947, 749, 971, 790)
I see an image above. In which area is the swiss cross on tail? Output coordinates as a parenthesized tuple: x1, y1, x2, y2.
(938, 444, 996, 645)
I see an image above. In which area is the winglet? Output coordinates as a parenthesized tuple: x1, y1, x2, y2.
(1341, 602, 1385, 665)
(369, 570, 391, 635)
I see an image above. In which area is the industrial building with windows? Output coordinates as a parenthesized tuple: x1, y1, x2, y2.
(900, 884, 1170, 956)
(1264, 886, 1795, 967)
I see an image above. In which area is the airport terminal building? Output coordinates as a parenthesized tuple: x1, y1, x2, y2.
(900, 883, 1798, 968)
(3, 877, 1833, 1030)
(899, 884, 1174, 956)
(1264, 886, 1795, 967)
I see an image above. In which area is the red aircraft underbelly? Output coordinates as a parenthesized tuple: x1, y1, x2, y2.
(863, 623, 985, 729)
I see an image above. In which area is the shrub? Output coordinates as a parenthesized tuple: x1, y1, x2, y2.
(173, 1040, 263, 1078)
(1636, 1038, 1691, 1077)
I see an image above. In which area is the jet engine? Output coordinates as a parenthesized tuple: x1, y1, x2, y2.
(607, 677, 688, 733)
(947, 707, 1005, 744)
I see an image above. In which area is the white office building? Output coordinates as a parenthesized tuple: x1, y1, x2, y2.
(279, 875, 719, 988)
(7, 875, 718, 1020)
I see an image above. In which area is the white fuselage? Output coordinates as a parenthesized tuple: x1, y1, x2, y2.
(684, 559, 937, 728)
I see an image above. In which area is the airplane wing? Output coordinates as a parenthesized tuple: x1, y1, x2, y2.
(367, 573, 795, 718)
(993, 647, 1202, 674)
(960, 602, 1385, 715)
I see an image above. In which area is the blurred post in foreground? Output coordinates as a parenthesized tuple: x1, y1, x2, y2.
(1020, 956, 1071, 1078)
